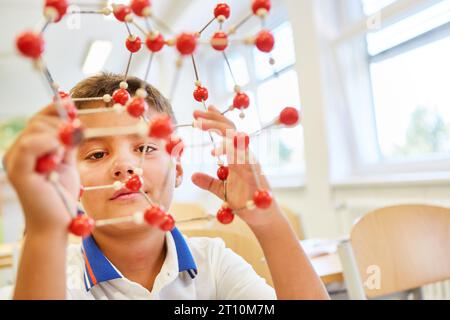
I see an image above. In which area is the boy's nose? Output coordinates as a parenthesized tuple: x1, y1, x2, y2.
(113, 166, 135, 178)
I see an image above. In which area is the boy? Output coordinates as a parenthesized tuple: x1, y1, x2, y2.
(3, 73, 329, 300)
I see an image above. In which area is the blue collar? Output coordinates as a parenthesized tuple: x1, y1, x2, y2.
(81, 227, 197, 291)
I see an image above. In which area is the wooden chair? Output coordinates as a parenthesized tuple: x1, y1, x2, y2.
(175, 203, 305, 287)
(280, 206, 305, 240)
(338, 204, 450, 299)
(177, 203, 304, 238)
(181, 227, 273, 286)
(169, 202, 211, 229)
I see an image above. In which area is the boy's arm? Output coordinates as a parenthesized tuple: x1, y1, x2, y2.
(248, 203, 329, 299)
(14, 231, 68, 299)
(192, 106, 329, 300)
(4, 104, 80, 300)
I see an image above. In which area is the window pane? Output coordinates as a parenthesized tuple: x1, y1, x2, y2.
(256, 69, 301, 123)
(366, 0, 450, 56)
(226, 91, 261, 134)
(254, 22, 296, 80)
(224, 55, 250, 91)
(255, 70, 304, 174)
(362, 0, 397, 16)
(370, 36, 450, 160)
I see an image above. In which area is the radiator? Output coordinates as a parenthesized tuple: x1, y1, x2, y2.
(422, 281, 450, 300)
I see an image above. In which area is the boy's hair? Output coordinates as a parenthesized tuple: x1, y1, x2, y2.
(70, 72, 176, 123)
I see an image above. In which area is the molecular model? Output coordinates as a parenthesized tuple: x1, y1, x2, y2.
(15, 0, 301, 238)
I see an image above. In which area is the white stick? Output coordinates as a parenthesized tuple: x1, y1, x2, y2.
(83, 181, 123, 192)
(84, 123, 147, 139)
(95, 210, 146, 227)
(198, 38, 247, 46)
(76, 108, 116, 115)
(72, 97, 104, 102)
(95, 214, 136, 227)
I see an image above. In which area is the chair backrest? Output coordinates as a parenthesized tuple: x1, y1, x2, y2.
(169, 202, 207, 221)
(182, 227, 273, 286)
(350, 204, 450, 298)
(280, 206, 305, 240)
(175, 203, 304, 286)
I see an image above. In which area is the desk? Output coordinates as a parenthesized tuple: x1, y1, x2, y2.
(310, 252, 343, 284)
(0, 243, 14, 270)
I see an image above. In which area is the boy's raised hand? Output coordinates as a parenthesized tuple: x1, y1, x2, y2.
(191, 105, 276, 228)
(3, 104, 80, 234)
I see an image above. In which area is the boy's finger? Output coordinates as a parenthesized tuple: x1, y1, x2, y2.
(191, 172, 224, 200)
(28, 114, 64, 129)
(207, 105, 221, 114)
(26, 120, 60, 136)
(62, 147, 76, 166)
(193, 119, 235, 136)
(36, 101, 73, 119)
(8, 133, 63, 174)
(193, 109, 235, 128)
(36, 103, 60, 117)
(210, 140, 251, 171)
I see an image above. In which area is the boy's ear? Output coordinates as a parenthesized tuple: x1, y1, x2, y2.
(175, 161, 183, 188)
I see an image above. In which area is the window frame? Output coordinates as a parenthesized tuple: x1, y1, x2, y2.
(332, 0, 450, 183)
(211, 16, 306, 188)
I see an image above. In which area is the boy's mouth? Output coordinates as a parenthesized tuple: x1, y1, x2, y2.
(110, 189, 147, 201)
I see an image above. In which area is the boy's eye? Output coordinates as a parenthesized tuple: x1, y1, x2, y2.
(86, 151, 106, 160)
(138, 145, 157, 153)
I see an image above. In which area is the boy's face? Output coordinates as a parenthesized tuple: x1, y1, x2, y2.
(76, 102, 182, 231)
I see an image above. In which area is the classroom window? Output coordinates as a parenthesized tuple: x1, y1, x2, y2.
(363, 0, 450, 162)
(223, 21, 305, 186)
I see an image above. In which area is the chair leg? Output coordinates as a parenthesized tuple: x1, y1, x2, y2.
(409, 287, 423, 300)
(337, 239, 367, 300)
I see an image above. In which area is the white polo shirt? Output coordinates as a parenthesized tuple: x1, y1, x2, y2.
(2, 228, 276, 300)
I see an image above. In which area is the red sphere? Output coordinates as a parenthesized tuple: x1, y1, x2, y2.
(149, 114, 174, 140)
(253, 189, 272, 209)
(68, 215, 95, 238)
(279, 107, 300, 126)
(214, 3, 231, 19)
(127, 97, 148, 118)
(217, 206, 234, 224)
(55, 91, 69, 100)
(63, 100, 78, 121)
(255, 30, 275, 53)
(59, 120, 84, 147)
(160, 214, 175, 231)
(130, 0, 151, 17)
(146, 33, 165, 52)
(79, 186, 84, 199)
(16, 31, 44, 59)
(125, 174, 142, 192)
(252, 0, 271, 15)
(144, 205, 166, 226)
(233, 92, 250, 110)
(112, 88, 131, 105)
(193, 86, 209, 102)
(45, 0, 69, 22)
(217, 166, 229, 181)
(165, 136, 184, 158)
(233, 132, 250, 150)
(126, 36, 142, 53)
(113, 4, 132, 22)
(176, 33, 197, 56)
(211, 31, 228, 51)
(53, 92, 77, 121)
(35, 153, 59, 174)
